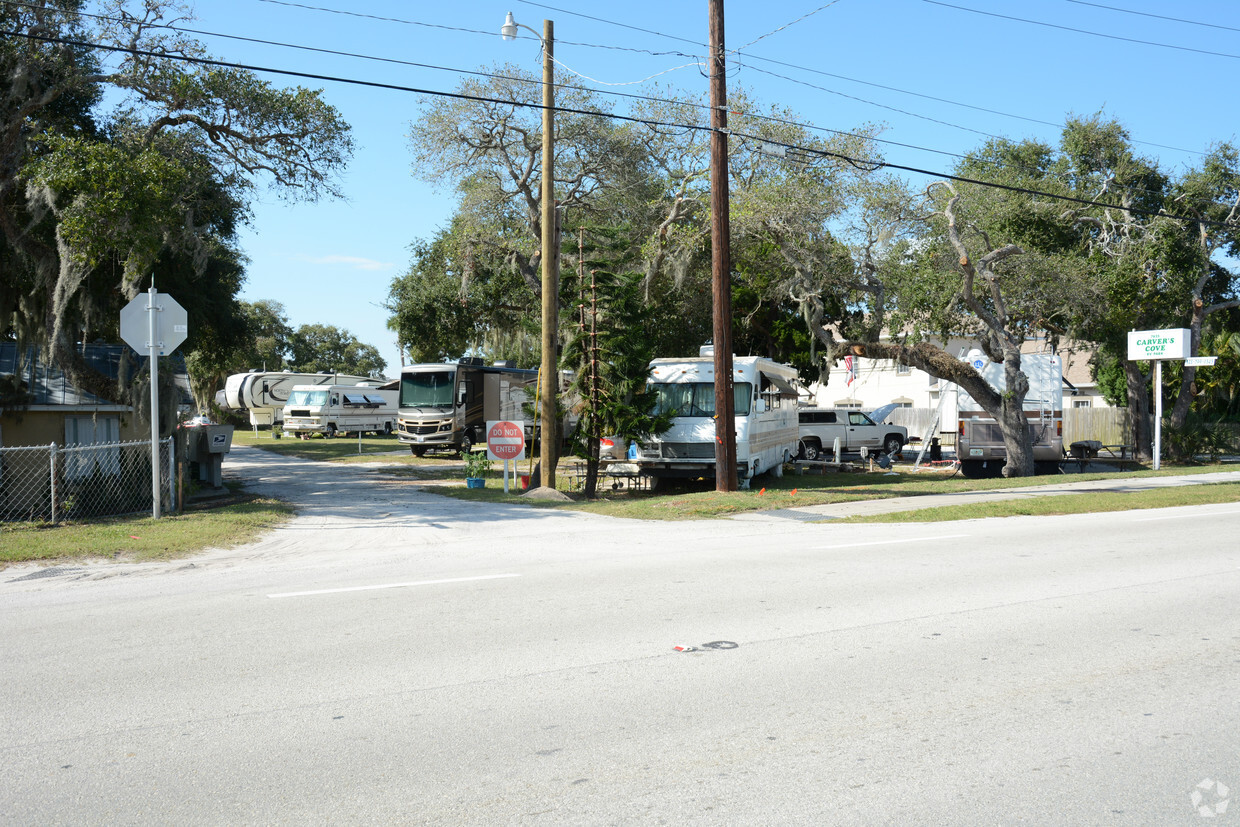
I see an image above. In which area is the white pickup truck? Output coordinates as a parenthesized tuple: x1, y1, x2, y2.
(796, 408, 908, 461)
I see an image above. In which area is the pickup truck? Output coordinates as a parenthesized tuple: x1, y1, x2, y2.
(797, 408, 908, 461)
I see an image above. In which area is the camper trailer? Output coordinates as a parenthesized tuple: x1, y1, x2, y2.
(635, 350, 801, 485)
(955, 352, 1064, 477)
(219, 371, 376, 427)
(397, 359, 542, 456)
(281, 384, 398, 437)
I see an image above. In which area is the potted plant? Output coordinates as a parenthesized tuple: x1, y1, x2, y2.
(463, 448, 492, 488)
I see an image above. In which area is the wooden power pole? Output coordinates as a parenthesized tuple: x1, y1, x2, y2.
(709, 0, 737, 491)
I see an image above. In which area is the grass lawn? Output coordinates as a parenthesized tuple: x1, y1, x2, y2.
(836, 482, 1240, 522)
(412, 459, 1239, 520)
(1, 495, 295, 567)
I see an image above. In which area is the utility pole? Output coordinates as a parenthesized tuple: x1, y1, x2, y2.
(539, 17, 559, 490)
(709, 0, 737, 491)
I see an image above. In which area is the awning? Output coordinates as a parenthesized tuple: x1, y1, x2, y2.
(761, 372, 798, 397)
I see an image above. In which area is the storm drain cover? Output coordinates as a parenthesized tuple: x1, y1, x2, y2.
(7, 566, 84, 583)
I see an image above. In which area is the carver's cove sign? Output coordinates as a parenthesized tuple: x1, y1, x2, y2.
(1127, 328, 1191, 361)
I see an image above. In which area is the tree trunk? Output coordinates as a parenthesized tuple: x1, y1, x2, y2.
(997, 354, 1034, 477)
(1123, 359, 1153, 462)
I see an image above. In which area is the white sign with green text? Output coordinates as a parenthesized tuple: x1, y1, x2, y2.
(1127, 328, 1190, 361)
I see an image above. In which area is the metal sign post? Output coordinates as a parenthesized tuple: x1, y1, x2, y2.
(120, 288, 188, 518)
(1127, 328, 1191, 471)
(487, 420, 526, 494)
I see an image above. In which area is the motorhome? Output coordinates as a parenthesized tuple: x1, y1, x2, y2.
(635, 350, 801, 485)
(218, 371, 376, 427)
(397, 359, 542, 456)
(955, 352, 1064, 477)
(281, 384, 398, 438)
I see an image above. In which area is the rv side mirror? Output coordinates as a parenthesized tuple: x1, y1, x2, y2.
(456, 387, 467, 407)
(755, 398, 767, 413)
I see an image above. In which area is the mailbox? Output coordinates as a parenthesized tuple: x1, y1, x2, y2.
(204, 425, 233, 454)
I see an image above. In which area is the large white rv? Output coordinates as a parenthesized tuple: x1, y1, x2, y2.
(396, 360, 541, 456)
(635, 350, 801, 485)
(281, 384, 398, 437)
(219, 371, 377, 427)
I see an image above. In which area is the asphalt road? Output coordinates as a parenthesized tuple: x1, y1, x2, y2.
(2, 448, 1239, 824)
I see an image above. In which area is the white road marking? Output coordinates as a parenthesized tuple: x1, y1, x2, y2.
(813, 534, 969, 550)
(1134, 509, 1240, 522)
(268, 573, 520, 599)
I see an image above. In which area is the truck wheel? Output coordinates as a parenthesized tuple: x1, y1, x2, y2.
(799, 439, 820, 461)
(883, 435, 903, 456)
(411, 446, 427, 457)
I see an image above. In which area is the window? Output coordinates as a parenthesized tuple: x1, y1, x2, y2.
(1073, 399, 1092, 408)
(287, 389, 328, 406)
(799, 410, 838, 425)
(64, 415, 121, 480)
(848, 412, 877, 427)
(400, 370, 455, 407)
(896, 363, 911, 375)
(651, 382, 752, 417)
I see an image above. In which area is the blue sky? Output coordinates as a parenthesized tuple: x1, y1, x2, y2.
(179, 0, 1238, 377)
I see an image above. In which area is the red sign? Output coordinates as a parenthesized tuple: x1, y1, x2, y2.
(487, 420, 525, 461)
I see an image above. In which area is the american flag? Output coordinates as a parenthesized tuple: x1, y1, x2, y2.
(844, 355, 856, 386)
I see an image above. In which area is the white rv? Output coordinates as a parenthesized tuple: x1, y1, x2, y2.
(218, 371, 376, 427)
(955, 352, 1064, 477)
(635, 350, 801, 485)
(282, 384, 398, 438)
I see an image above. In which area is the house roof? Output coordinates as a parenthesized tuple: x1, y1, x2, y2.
(0, 343, 191, 410)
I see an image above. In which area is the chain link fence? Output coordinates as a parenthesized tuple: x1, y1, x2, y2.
(0, 438, 173, 524)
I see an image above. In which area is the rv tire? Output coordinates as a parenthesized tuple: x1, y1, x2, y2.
(459, 433, 473, 456)
(411, 446, 427, 457)
(326, 424, 337, 438)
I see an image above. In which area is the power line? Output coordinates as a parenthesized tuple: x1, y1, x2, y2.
(924, 0, 1240, 61)
(510, 0, 1206, 158)
(0, 0, 968, 168)
(1064, 0, 1240, 35)
(733, 0, 848, 53)
(4, 27, 1232, 231)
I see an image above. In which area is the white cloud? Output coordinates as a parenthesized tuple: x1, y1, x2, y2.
(295, 254, 394, 272)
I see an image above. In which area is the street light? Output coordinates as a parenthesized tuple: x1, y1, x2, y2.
(501, 11, 559, 491)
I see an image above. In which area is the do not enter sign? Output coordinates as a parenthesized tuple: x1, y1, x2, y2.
(487, 420, 525, 461)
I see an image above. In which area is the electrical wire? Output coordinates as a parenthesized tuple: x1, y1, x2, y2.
(0, 0, 969, 165)
(1064, 0, 1240, 34)
(733, 0, 848, 53)
(924, 0, 1240, 61)
(511, 0, 1206, 158)
(3, 27, 1233, 231)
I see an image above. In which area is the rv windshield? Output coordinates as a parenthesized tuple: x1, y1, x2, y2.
(650, 382, 751, 417)
(286, 389, 328, 406)
(400, 370, 456, 407)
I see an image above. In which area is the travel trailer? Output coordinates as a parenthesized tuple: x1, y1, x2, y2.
(281, 384, 398, 437)
(634, 350, 801, 485)
(955, 352, 1064, 477)
(397, 359, 544, 456)
(218, 371, 376, 427)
